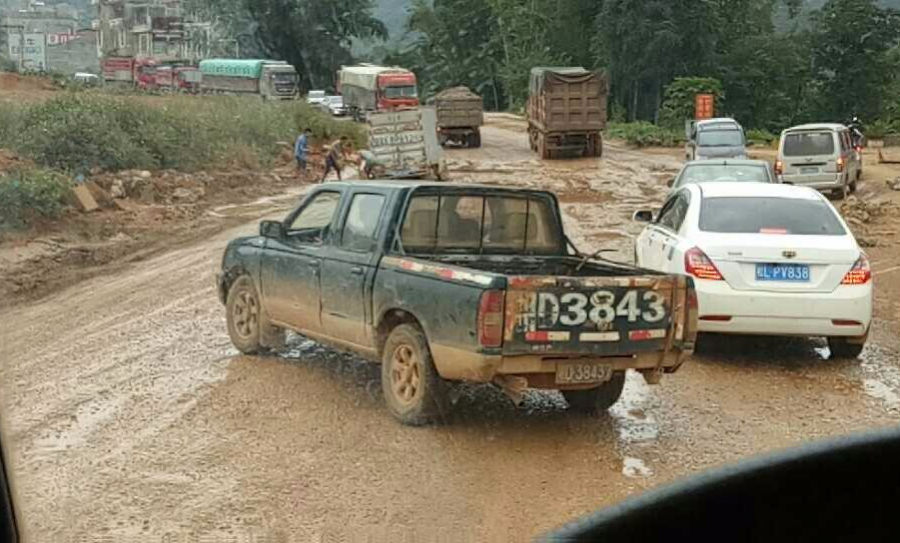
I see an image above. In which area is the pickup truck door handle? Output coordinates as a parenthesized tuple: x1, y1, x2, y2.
(351, 267, 364, 276)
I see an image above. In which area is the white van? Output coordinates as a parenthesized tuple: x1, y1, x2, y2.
(776, 124, 861, 199)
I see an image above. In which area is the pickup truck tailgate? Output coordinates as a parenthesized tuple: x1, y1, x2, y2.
(503, 275, 692, 356)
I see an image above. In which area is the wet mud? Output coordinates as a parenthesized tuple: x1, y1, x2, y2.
(1, 114, 899, 541)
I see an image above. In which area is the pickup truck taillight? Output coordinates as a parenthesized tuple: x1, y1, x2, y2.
(841, 255, 872, 285)
(685, 247, 724, 281)
(478, 290, 506, 348)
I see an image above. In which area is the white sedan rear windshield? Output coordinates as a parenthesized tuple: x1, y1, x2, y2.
(783, 132, 835, 156)
(699, 197, 846, 236)
(678, 164, 769, 187)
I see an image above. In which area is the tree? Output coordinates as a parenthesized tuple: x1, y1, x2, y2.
(246, 0, 387, 91)
(809, 0, 900, 121)
(185, 0, 387, 91)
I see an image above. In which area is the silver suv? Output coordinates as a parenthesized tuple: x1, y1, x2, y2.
(685, 118, 748, 161)
(776, 124, 862, 199)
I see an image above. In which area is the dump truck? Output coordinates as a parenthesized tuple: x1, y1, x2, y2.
(431, 86, 484, 148)
(101, 56, 158, 90)
(198, 59, 298, 100)
(366, 107, 446, 180)
(527, 67, 608, 159)
(338, 65, 419, 121)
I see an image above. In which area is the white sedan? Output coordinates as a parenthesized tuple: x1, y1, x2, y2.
(633, 182, 872, 358)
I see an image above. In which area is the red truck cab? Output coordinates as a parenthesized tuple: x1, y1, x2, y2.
(377, 73, 419, 110)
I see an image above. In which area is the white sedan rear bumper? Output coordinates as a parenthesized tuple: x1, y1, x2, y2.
(696, 280, 873, 337)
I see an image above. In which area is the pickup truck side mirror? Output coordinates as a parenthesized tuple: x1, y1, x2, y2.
(633, 210, 654, 223)
(260, 220, 286, 239)
(666, 178, 675, 188)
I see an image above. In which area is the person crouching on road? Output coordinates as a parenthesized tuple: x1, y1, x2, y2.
(295, 128, 312, 175)
(321, 136, 349, 183)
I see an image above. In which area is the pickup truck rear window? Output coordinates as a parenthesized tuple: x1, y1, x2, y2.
(400, 194, 565, 255)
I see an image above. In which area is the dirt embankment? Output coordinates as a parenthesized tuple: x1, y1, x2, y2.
(0, 151, 322, 308)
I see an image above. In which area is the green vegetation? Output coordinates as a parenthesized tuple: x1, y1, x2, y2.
(607, 123, 684, 148)
(0, 93, 364, 173)
(0, 167, 72, 230)
(659, 79, 725, 130)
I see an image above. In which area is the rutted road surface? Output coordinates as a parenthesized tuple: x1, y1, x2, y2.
(2, 115, 899, 542)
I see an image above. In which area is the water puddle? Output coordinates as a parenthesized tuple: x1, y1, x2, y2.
(610, 373, 660, 445)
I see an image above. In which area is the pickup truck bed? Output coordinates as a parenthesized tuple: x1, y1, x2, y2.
(218, 181, 697, 425)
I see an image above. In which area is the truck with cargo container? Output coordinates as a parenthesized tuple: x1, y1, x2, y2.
(152, 65, 201, 93)
(366, 107, 446, 180)
(527, 67, 608, 159)
(338, 64, 419, 121)
(199, 59, 299, 100)
(217, 181, 697, 425)
(101, 56, 158, 90)
(430, 86, 484, 148)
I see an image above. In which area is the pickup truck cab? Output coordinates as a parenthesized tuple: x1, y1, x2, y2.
(218, 182, 697, 425)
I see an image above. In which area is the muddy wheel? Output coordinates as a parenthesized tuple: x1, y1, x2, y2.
(471, 129, 482, 148)
(226, 275, 283, 354)
(562, 372, 627, 413)
(539, 135, 551, 160)
(381, 324, 451, 426)
(595, 134, 604, 158)
(828, 337, 865, 360)
(226, 276, 264, 354)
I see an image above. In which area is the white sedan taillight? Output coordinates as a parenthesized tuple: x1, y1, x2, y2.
(685, 247, 724, 281)
(841, 255, 872, 286)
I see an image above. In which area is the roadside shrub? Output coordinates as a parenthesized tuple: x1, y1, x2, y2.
(2, 93, 366, 173)
(658, 77, 725, 129)
(607, 122, 684, 148)
(866, 119, 899, 139)
(747, 129, 778, 145)
(0, 167, 72, 230)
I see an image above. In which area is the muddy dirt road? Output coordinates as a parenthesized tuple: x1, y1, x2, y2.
(2, 115, 900, 542)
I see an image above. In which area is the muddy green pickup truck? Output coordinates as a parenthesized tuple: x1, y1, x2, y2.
(218, 182, 697, 425)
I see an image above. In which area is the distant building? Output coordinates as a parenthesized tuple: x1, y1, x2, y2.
(1, 1, 79, 71)
(96, 0, 191, 61)
(48, 29, 100, 75)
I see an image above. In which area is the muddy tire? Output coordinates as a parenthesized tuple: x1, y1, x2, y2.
(828, 337, 865, 360)
(562, 372, 627, 413)
(226, 276, 264, 354)
(471, 129, 482, 148)
(381, 324, 451, 425)
(226, 275, 284, 354)
(538, 134, 551, 160)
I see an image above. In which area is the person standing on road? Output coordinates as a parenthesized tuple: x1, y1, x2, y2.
(295, 128, 312, 174)
(321, 136, 349, 183)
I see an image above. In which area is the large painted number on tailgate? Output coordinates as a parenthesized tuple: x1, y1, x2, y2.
(642, 292, 667, 323)
(559, 293, 589, 326)
(534, 290, 668, 328)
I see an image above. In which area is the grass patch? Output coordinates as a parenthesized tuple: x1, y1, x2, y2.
(0, 167, 72, 231)
(607, 122, 684, 148)
(0, 92, 365, 173)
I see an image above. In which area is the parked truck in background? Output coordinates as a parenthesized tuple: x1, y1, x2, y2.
(153, 65, 201, 93)
(101, 56, 158, 90)
(338, 64, 419, 121)
(367, 107, 446, 180)
(199, 59, 299, 100)
(431, 86, 484, 148)
(527, 67, 608, 160)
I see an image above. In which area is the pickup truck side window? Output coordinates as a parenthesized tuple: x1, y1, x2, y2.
(342, 194, 386, 252)
(287, 191, 341, 244)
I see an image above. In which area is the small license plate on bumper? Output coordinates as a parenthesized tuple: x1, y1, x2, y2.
(756, 263, 811, 282)
(556, 362, 613, 385)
